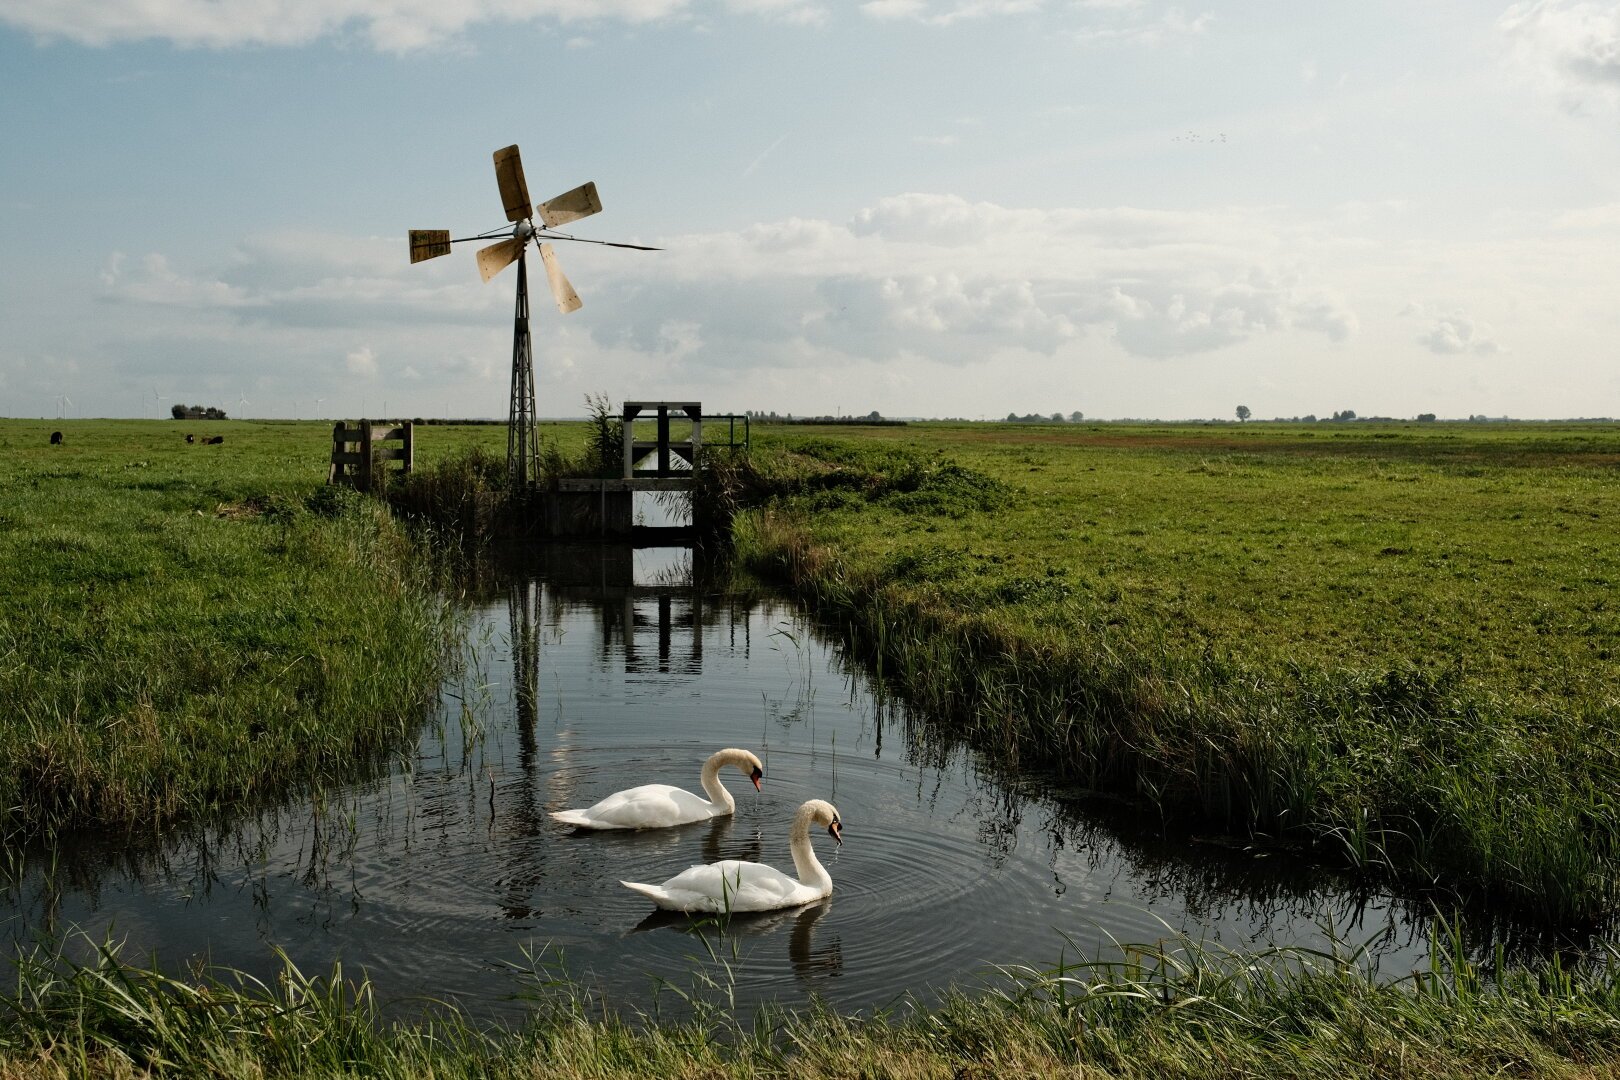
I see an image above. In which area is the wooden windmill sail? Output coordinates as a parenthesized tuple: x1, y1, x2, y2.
(409, 144, 658, 487)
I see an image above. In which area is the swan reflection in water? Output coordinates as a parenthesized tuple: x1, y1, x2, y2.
(629, 899, 843, 986)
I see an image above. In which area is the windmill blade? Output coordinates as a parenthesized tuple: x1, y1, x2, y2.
(476, 237, 524, 283)
(409, 229, 453, 263)
(539, 243, 582, 314)
(493, 145, 533, 223)
(538, 181, 602, 228)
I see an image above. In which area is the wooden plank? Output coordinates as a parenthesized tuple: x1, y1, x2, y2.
(336, 425, 408, 442)
(330, 451, 368, 465)
(494, 144, 532, 222)
(409, 230, 451, 263)
(557, 478, 693, 493)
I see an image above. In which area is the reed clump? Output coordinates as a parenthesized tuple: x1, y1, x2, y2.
(728, 422, 1620, 926)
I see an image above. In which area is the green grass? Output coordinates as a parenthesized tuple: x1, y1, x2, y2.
(0, 419, 480, 838)
(729, 421, 1620, 924)
(4, 926, 1620, 1078)
(6, 417, 1620, 1072)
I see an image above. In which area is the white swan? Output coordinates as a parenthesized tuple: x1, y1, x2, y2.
(621, 799, 843, 913)
(549, 748, 763, 830)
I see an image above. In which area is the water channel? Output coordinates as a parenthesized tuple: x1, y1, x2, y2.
(4, 542, 1473, 1021)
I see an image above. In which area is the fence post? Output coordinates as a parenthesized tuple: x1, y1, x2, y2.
(622, 403, 640, 479)
(359, 421, 373, 493)
(328, 422, 344, 485)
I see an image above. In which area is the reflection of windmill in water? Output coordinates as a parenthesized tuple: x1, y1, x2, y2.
(409, 144, 659, 487)
(486, 576, 552, 921)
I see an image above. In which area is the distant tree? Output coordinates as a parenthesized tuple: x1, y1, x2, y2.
(1331, 409, 1357, 421)
(1069, 411, 1083, 423)
(1051, 411, 1065, 422)
(1302, 414, 1317, 422)
(1236, 404, 1251, 422)
(1417, 412, 1436, 422)
(172, 403, 229, 420)
(867, 410, 882, 421)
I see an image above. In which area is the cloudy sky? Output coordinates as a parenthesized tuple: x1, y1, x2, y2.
(2, 1, 1618, 421)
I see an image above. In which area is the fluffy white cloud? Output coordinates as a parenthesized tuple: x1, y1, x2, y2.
(99, 233, 502, 331)
(1400, 302, 1503, 356)
(1096, 276, 1356, 359)
(0, 0, 691, 50)
(1420, 315, 1502, 356)
(0, 0, 1208, 48)
(1072, 5, 1211, 44)
(346, 345, 379, 375)
(1500, 1, 1620, 111)
(100, 252, 253, 309)
(585, 193, 1361, 366)
(723, 0, 827, 24)
(860, 0, 1040, 24)
(93, 195, 1364, 377)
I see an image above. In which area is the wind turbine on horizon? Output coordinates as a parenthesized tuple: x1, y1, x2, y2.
(236, 390, 250, 419)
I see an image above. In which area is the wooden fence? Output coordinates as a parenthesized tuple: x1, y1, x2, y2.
(328, 421, 413, 491)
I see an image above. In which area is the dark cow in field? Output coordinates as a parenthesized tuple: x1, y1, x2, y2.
(49, 431, 62, 445)
(205, 435, 224, 445)
(185, 433, 195, 444)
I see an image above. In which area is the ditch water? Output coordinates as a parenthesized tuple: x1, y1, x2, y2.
(3, 542, 1466, 1021)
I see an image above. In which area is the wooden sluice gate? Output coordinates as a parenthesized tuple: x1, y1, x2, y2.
(550, 401, 748, 541)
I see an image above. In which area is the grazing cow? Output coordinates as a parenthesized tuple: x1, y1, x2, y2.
(185, 433, 195, 444)
(205, 435, 224, 445)
(49, 431, 62, 445)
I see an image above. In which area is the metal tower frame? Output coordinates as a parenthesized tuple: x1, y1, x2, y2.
(507, 255, 540, 488)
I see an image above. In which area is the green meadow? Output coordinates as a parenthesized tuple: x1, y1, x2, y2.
(5, 415, 1620, 1076)
(0, 418, 487, 838)
(733, 420, 1620, 924)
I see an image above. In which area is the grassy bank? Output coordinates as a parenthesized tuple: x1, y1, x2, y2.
(729, 421, 1620, 925)
(0, 420, 464, 838)
(3, 929, 1620, 1078)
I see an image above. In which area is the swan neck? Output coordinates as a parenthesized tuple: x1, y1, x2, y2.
(699, 751, 737, 812)
(788, 805, 832, 896)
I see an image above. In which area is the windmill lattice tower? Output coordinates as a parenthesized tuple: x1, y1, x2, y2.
(409, 144, 657, 487)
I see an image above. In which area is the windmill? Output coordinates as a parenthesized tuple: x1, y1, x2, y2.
(237, 390, 250, 419)
(409, 143, 658, 487)
(55, 394, 72, 419)
(152, 387, 169, 416)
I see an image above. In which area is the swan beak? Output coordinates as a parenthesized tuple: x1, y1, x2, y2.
(750, 767, 763, 792)
(828, 820, 842, 846)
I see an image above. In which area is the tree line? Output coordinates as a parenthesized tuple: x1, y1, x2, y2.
(170, 404, 229, 420)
